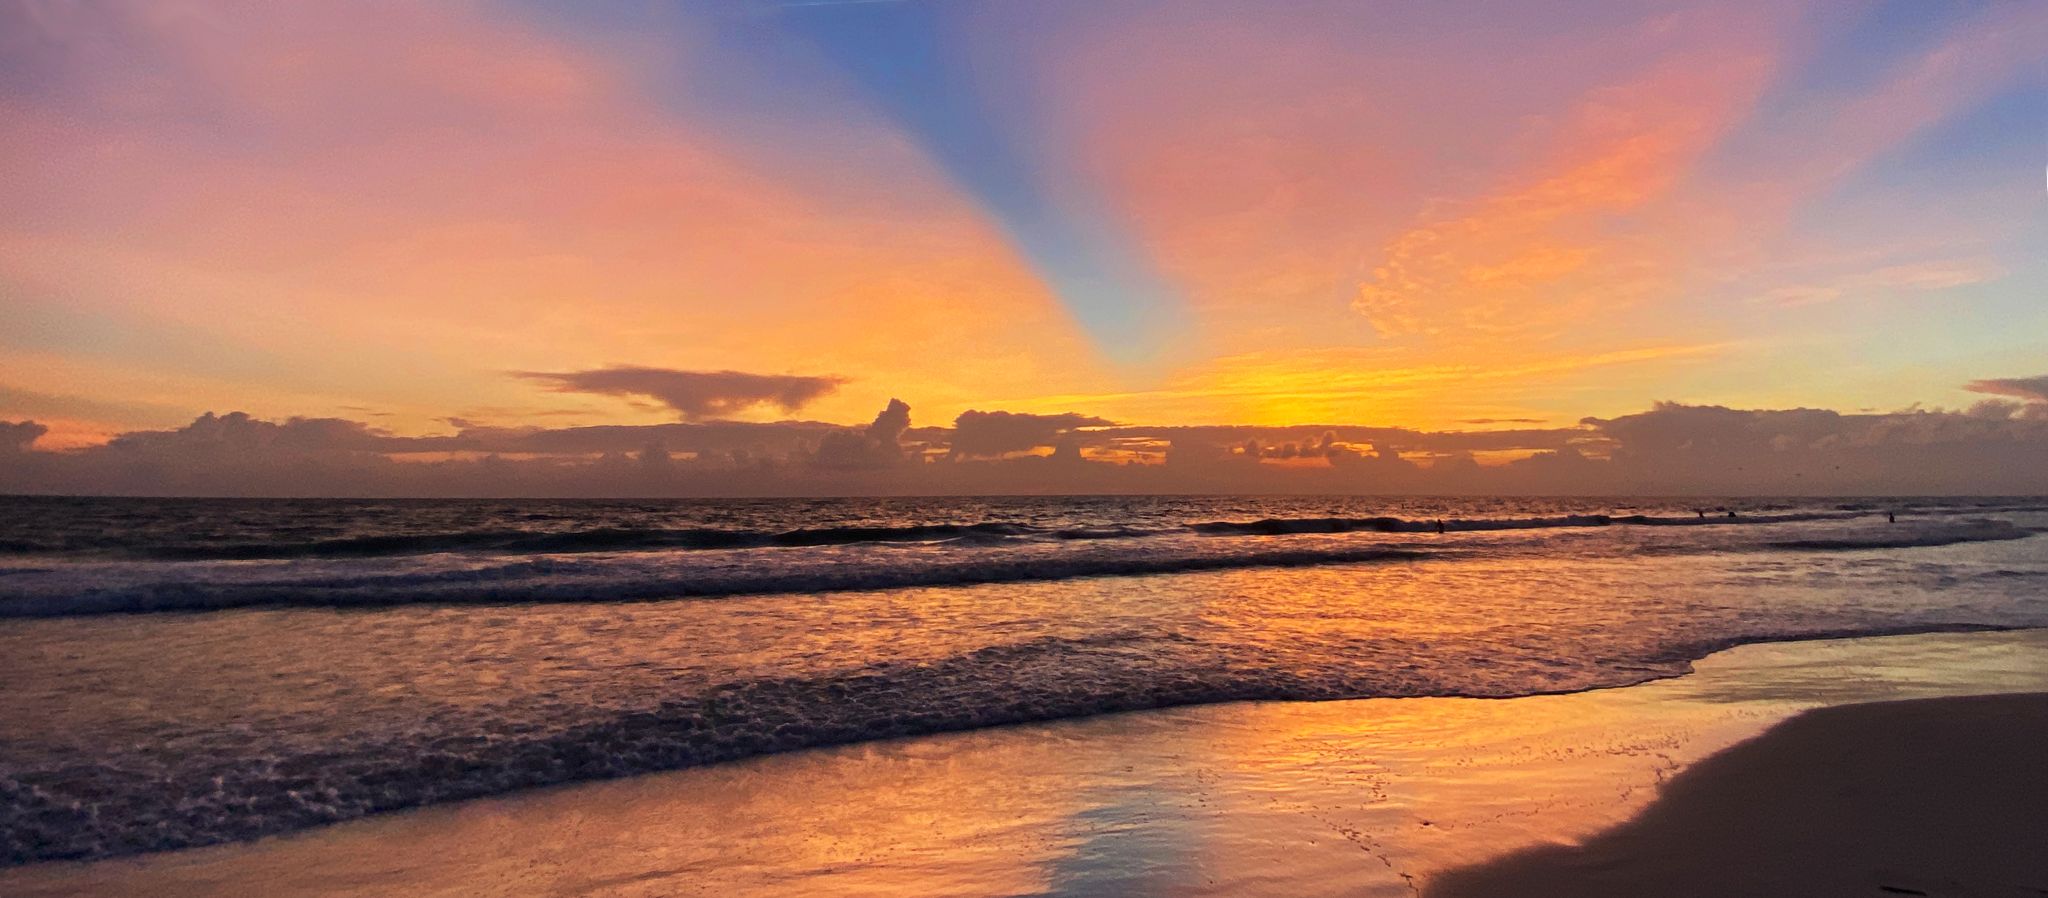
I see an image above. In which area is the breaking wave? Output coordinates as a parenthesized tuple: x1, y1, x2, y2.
(1186, 510, 1858, 536)
(3, 621, 2035, 865)
(0, 545, 1436, 618)
(1, 517, 2037, 619)
(0, 509, 1898, 561)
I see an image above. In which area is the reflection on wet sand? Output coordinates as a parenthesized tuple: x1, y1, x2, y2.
(6, 629, 2045, 898)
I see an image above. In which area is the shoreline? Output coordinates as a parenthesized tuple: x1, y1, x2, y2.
(6, 628, 2048, 897)
(1428, 692, 2048, 897)
(3, 620, 2036, 867)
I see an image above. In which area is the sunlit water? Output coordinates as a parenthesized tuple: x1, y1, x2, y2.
(1, 495, 2045, 864)
(7, 630, 2046, 898)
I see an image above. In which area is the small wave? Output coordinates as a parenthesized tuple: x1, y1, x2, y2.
(1054, 525, 1167, 540)
(1189, 510, 1857, 536)
(19, 521, 1058, 561)
(0, 546, 1436, 618)
(4, 517, 2033, 619)
(1764, 521, 2034, 552)
(4, 508, 1918, 562)
(1192, 515, 1411, 535)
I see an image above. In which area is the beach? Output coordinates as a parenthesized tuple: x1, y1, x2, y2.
(5, 628, 2045, 897)
(4, 496, 2046, 895)
(1431, 691, 2048, 898)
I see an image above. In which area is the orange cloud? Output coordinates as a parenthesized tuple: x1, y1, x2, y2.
(1754, 258, 2005, 307)
(1352, 50, 1775, 341)
(4, 1, 2040, 443)
(515, 368, 846, 421)
(1024, 4, 1791, 419)
(0, 2, 1105, 435)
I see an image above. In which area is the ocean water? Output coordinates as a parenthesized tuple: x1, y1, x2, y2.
(1, 495, 2045, 865)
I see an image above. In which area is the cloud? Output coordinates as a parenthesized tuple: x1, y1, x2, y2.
(425, 420, 845, 457)
(1351, 50, 1772, 341)
(1756, 258, 2005, 306)
(7, 390, 2048, 497)
(948, 411, 1113, 459)
(812, 399, 911, 470)
(2, 420, 47, 452)
(1965, 376, 2048, 405)
(0, 1, 1089, 442)
(515, 367, 844, 421)
(1579, 401, 2048, 492)
(102, 412, 395, 454)
(1869, 260, 2004, 291)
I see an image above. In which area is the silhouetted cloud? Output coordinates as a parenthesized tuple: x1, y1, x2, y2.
(515, 367, 844, 421)
(812, 399, 911, 470)
(418, 420, 846, 456)
(6, 392, 2047, 497)
(1965, 375, 2048, 405)
(948, 411, 1113, 458)
(103, 412, 394, 454)
(1581, 401, 2048, 493)
(2, 420, 47, 452)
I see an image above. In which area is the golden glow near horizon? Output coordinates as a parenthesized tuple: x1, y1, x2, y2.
(2, 1, 2045, 457)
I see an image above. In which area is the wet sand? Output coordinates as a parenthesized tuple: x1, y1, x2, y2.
(1428, 691, 2048, 898)
(3, 629, 2046, 897)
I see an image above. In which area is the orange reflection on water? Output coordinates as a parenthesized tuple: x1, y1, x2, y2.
(9, 631, 2046, 898)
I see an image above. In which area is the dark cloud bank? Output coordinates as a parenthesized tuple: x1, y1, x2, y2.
(6, 380, 2047, 497)
(514, 367, 845, 421)
(1967, 375, 2048, 405)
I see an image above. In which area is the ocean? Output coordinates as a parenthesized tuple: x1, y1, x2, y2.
(2, 495, 2045, 865)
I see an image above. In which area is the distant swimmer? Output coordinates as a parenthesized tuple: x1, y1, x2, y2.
(1727, 510, 1738, 518)
(1435, 519, 1446, 534)
(1696, 510, 1705, 519)
(1888, 511, 1896, 523)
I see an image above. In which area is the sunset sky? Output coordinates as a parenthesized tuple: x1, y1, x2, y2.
(2, 1, 2045, 495)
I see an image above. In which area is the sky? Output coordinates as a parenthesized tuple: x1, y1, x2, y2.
(2, 0, 2045, 495)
